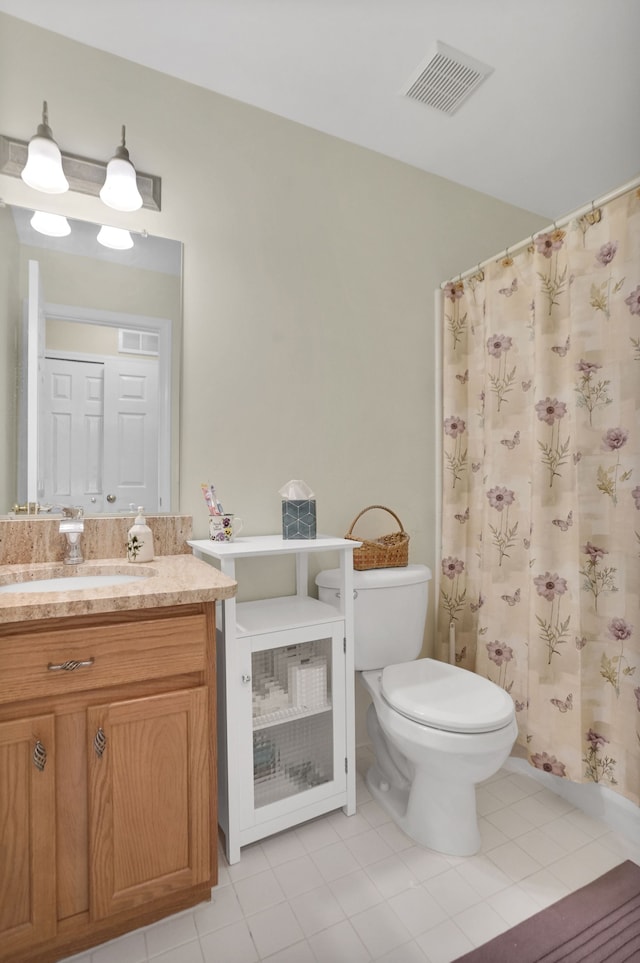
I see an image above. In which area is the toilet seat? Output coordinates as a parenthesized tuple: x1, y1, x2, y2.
(380, 658, 515, 734)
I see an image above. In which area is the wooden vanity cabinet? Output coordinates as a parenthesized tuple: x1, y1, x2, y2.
(0, 713, 57, 955)
(0, 602, 217, 963)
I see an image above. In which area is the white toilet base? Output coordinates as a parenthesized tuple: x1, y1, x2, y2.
(361, 675, 517, 857)
(365, 761, 481, 856)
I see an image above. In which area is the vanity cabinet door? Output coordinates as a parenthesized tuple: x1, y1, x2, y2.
(238, 619, 347, 842)
(87, 687, 210, 920)
(0, 714, 56, 956)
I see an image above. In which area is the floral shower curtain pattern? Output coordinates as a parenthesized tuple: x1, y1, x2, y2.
(439, 187, 640, 806)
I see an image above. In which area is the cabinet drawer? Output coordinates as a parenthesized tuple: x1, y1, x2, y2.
(0, 614, 208, 704)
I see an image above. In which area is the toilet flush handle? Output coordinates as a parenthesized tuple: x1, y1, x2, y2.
(334, 589, 358, 600)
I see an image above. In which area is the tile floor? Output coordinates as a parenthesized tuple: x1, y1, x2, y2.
(60, 748, 640, 963)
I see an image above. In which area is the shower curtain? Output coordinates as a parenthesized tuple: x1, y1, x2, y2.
(438, 185, 640, 806)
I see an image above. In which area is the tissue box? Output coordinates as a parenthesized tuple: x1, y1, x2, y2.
(288, 658, 327, 709)
(282, 499, 316, 539)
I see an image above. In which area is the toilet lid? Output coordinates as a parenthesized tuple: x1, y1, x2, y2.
(380, 659, 515, 733)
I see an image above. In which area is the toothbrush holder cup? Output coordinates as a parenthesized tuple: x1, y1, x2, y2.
(209, 513, 244, 542)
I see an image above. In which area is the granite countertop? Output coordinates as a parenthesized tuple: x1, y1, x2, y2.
(0, 554, 236, 624)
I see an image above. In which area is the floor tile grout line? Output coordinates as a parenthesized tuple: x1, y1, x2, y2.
(65, 761, 636, 963)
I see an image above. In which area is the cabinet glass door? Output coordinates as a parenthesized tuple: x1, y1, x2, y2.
(251, 635, 337, 809)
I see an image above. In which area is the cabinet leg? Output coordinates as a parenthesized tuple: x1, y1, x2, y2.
(225, 837, 241, 865)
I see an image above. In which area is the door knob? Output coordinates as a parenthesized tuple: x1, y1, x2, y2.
(106, 494, 116, 503)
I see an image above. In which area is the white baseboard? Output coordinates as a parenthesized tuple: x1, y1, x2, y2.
(356, 740, 640, 847)
(505, 756, 640, 846)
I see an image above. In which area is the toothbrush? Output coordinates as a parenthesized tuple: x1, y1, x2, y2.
(209, 482, 224, 515)
(201, 483, 217, 515)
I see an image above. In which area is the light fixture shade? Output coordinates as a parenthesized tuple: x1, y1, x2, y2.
(30, 210, 71, 237)
(21, 101, 69, 194)
(97, 225, 134, 250)
(99, 125, 143, 212)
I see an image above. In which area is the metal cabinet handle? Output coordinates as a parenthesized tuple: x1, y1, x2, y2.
(47, 657, 95, 672)
(94, 727, 107, 758)
(33, 740, 47, 771)
(334, 589, 358, 600)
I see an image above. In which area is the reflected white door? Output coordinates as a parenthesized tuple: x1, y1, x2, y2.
(103, 357, 159, 513)
(41, 356, 159, 514)
(41, 357, 105, 512)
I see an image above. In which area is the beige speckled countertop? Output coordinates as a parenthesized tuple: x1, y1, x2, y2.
(0, 554, 236, 624)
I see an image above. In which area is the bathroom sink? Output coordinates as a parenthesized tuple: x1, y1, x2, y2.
(0, 573, 149, 594)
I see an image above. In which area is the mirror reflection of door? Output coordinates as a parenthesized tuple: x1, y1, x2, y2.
(41, 354, 159, 513)
(21, 258, 171, 513)
(7, 210, 180, 516)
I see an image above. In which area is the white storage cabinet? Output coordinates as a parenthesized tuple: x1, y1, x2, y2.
(188, 535, 360, 864)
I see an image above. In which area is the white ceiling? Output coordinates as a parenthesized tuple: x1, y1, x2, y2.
(1, 0, 639, 218)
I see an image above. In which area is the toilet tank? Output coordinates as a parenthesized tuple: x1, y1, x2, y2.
(315, 564, 431, 670)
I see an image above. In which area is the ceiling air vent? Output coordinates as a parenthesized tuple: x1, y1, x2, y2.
(401, 41, 493, 115)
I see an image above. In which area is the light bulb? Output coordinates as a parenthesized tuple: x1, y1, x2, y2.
(99, 125, 143, 212)
(97, 225, 134, 250)
(21, 101, 69, 194)
(30, 211, 71, 237)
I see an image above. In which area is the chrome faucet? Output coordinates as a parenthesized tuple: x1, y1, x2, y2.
(59, 507, 85, 564)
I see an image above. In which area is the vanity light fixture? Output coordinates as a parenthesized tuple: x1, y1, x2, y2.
(30, 210, 71, 237)
(21, 101, 69, 194)
(97, 224, 134, 250)
(1, 125, 161, 210)
(99, 125, 143, 212)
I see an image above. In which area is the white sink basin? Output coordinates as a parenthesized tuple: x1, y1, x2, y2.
(0, 573, 148, 594)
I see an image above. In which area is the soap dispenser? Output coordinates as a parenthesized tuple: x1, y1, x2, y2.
(127, 507, 155, 562)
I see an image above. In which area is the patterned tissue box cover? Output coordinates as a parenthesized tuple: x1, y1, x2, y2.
(282, 499, 316, 539)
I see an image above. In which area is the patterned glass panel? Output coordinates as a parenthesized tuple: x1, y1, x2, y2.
(252, 638, 333, 808)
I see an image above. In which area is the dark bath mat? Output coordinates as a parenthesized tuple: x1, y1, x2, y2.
(452, 859, 640, 962)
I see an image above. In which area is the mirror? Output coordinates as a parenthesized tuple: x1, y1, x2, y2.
(0, 204, 182, 515)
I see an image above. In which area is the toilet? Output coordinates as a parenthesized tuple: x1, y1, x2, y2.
(315, 564, 517, 856)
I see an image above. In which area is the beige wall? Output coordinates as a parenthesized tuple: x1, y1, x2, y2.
(0, 14, 547, 720)
(17, 244, 181, 320)
(46, 319, 145, 357)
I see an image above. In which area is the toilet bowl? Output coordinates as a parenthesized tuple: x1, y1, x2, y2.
(315, 564, 517, 856)
(361, 660, 517, 855)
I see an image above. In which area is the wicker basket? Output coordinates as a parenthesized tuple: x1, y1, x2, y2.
(345, 505, 409, 570)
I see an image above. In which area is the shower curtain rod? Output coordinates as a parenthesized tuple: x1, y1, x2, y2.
(442, 172, 640, 287)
